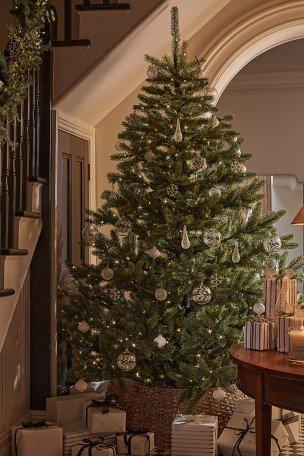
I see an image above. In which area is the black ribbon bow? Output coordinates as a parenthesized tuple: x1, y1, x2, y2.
(85, 395, 120, 426)
(281, 411, 299, 426)
(14, 421, 50, 456)
(76, 437, 116, 456)
(120, 428, 150, 455)
(226, 417, 281, 456)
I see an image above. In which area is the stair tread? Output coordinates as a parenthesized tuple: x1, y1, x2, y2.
(28, 176, 48, 184)
(0, 249, 28, 256)
(76, 3, 130, 11)
(0, 289, 15, 297)
(15, 211, 41, 219)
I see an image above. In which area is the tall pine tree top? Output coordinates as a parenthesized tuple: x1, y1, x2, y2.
(62, 7, 301, 401)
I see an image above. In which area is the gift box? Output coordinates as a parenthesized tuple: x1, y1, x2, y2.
(218, 413, 289, 455)
(70, 381, 109, 396)
(171, 414, 218, 455)
(264, 268, 297, 317)
(280, 411, 301, 445)
(62, 420, 116, 456)
(11, 422, 62, 456)
(117, 429, 154, 455)
(277, 316, 304, 352)
(243, 320, 276, 350)
(71, 438, 116, 456)
(46, 392, 102, 423)
(83, 400, 126, 434)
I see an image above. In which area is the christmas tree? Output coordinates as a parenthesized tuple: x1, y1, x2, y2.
(62, 7, 302, 402)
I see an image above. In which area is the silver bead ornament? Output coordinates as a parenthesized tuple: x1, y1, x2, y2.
(209, 186, 222, 197)
(199, 111, 212, 120)
(209, 116, 220, 128)
(115, 141, 125, 151)
(236, 209, 247, 221)
(192, 285, 212, 304)
(263, 236, 282, 252)
(167, 184, 178, 197)
(145, 151, 155, 162)
(154, 333, 168, 348)
(203, 229, 222, 246)
(213, 387, 227, 401)
(101, 267, 114, 281)
(210, 272, 225, 286)
(78, 321, 90, 333)
(75, 379, 88, 392)
(173, 119, 183, 142)
(147, 246, 161, 259)
(181, 226, 191, 249)
(115, 219, 132, 236)
(253, 302, 265, 315)
(155, 288, 168, 301)
(117, 350, 136, 371)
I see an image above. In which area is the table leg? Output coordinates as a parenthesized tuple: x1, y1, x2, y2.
(255, 374, 272, 455)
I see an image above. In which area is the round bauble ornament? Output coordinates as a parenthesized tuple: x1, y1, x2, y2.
(115, 141, 125, 151)
(82, 225, 99, 243)
(236, 209, 247, 221)
(181, 226, 191, 249)
(263, 236, 282, 253)
(78, 321, 90, 333)
(203, 229, 222, 247)
(117, 350, 136, 372)
(115, 219, 132, 236)
(64, 276, 79, 294)
(253, 302, 265, 315)
(147, 65, 158, 79)
(101, 267, 114, 281)
(199, 111, 212, 120)
(209, 116, 220, 128)
(192, 285, 212, 304)
(147, 246, 161, 259)
(209, 186, 221, 197)
(231, 162, 246, 173)
(213, 387, 227, 401)
(173, 119, 183, 142)
(155, 288, 168, 301)
(145, 151, 155, 162)
(187, 156, 207, 172)
(167, 184, 178, 197)
(154, 333, 168, 348)
(75, 379, 88, 393)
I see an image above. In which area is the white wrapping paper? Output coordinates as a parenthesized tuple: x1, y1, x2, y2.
(277, 316, 304, 353)
(243, 321, 276, 350)
(83, 401, 126, 434)
(11, 425, 63, 456)
(117, 432, 154, 455)
(264, 270, 297, 317)
(46, 392, 102, 423)
(71, 441, 116, 456)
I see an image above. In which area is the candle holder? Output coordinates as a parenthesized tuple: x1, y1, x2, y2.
(288, 324, 304, 365)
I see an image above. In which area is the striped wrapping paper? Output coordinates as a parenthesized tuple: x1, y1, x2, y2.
(276, 316, 304, 353)
(264, 276, 297, 317)
(243, 321, 277, 350)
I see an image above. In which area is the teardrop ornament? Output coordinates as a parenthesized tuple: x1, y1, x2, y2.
(181, 226, 191, 249)
(173, 119, 183, 142)
(232, 242, 241, 263)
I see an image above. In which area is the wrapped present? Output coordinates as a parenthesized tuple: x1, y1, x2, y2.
(280, 411, 301, 445)
(46, 392, 102, 423)
(70, 381, 109, 396)
(243, 320, 276, 350)
(117, 428, 154, 455)
(218, 413, 289, 455)
(83, 398, 126, 434)
(171, 414, 218, 456)
(11, 422, 62, 456)
(264, 268, 297, 317)
(234, 397, 281, 419)
(277, 315, 304, 352)
(71, 437, 116, 456)
(62, 420, 116, 456)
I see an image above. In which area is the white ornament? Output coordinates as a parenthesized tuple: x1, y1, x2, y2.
(253, 302, 265, 315)
(117, 350, 136, 371)
(167, 184, 178, 197)
(155, 288, 168, 301)
(209, 186, 222, 197)
(147, 246, 161, 259)
(239, 164, 247, 173)
(210, 272, 224, 286)
(231, 162, 246, 173)
(82, 225, 99, 243)
(115, 141, 125, 151)
(154, 334, 168, 348)
(232, 243, 241, 263)
(181, 226, 191, 249)
(209, 116, 220, 128)
(264, 236, 282, 253)
(236, 209, 247, 221)
(199, 111, 212, 120)
(232, 136, 238, 143)
(147, 66, 158, 79)
(213, 387, 227, 401)
(192, 285, 212, 304)
(115, 219, 132, 236)
(236, 148, 242, 156)
(145, 151, 155, 162)
(101, 267, 114, 281)
(78, 321, 90, 333)
(246, 208, 253, 222)
(173, 119, 183, 142)
(75, 379, 88, 392)
(203, 229, 222, 246)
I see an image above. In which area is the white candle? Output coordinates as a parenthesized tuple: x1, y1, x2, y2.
(289, 326, 304, 364)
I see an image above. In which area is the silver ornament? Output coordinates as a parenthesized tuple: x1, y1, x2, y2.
(192, 285, 212, 304)
(115, 141, 125, 151)
(213, 387, 227, 401)
(82, 225, 99, 243)
(154, 333, 168, 348)
(232, 136, 238, 143)
(181, 226, 191, 249)
(210, 272, 224, 286)
(101, 267, 114, 281)
(145, 151, 155, 162)
(173, 119, 183, 142)
(109, 287, 121, 300)
(203, 229, 222, 246)
(236, 209, 247, 221)
(117, 350, 136, 371)
(199, 111, 212, 120)
(75, 379, 88, 392)
(264, 236, 282, 252)
(147, 246, 161, 259)
(232, 242, 241, 263)
(209, 116, 220, 128)
(115, 219, 132, 236)
(167, 184, 178, 197)
(187, 156, 207, 172)
(209, 186, 222, 197)
(78, 321, 90, 333)
(155, 288, 168, 301)
(253, 302, 265, 315)
(64, 276, 79, 294)
(231, 162, 246, 173)
(147, 66, 158, 79)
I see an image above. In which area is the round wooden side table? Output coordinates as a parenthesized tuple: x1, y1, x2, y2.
(229, 343, 304, 455)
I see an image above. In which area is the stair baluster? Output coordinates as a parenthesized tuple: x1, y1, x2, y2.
(15, 100, 24, 213)
(7, 110, 17, 249)
(1, 116, 11, 251)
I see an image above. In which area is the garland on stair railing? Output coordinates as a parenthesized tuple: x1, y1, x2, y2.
(0, 0, 53, 143)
